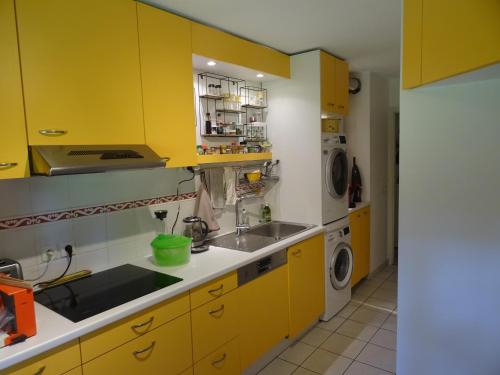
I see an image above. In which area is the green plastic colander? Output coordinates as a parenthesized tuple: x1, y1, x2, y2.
(151, 234, 192, 266)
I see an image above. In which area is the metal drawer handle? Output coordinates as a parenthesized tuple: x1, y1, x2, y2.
(39, 129, 67, 136)
(33, 366, 46, 375)
(209, 304, 225, 317)
(208, 284, 224, 296)
(133, 341, 156, 358)
(211, 353, 227, 367)
(292, 249, 302, 256)
(338, 105, 345, 109)
(161, 157, 171, 162)
(0, 162, 17, 168)
(131, 316, 154, 333)
(328, 102, 335, 106)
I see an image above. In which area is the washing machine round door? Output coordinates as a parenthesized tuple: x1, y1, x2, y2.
(326, 148, 348, 199)
(330, 242, 353, 290)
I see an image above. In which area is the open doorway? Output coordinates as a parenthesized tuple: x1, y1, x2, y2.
(387, 111, 399, 265)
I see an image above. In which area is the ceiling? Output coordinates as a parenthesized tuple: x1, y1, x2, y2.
(144, 0, 402, 77)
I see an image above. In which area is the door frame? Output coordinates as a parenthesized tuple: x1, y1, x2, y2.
(386, 111, 399, 265)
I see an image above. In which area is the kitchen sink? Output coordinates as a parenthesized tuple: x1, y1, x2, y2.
(207, 221, 314, 253)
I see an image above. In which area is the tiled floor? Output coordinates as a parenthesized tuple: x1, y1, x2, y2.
(259, 265, 398, 375)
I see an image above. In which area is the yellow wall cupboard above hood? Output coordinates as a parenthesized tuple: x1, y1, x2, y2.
(191, 22, 290, 79)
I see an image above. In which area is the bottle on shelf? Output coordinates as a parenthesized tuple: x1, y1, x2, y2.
(261, 203, 271, 223)
(205, 113, 212, 135)
(216, 113, 224, 135)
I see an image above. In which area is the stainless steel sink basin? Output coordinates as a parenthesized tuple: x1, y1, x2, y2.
(207, 221, 314, 253)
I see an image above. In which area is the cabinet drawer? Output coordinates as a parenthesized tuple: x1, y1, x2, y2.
(191, 290, 240, 362)
(1, 340, 80, 375)
(82, 314, 192, 375)
(193, 338, 240, 375)
(80, 292, 189, 362)
(190, 272, 237, 309)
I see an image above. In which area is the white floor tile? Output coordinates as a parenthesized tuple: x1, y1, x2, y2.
(338, 301, 361, 318)
(381, 315, 397, 332)
(292, 367, 318, 375)
(300, 327, 332, 347)
(320, 333, 367, 359)
(370, 329, 397, 350)
(357, 344, 396, 373)
(344, 361, 393, 375)
(371, 288, 397, 302)
(336, 320, 378, 342)
(259, 358, 297, 375)
(352, 283, 378, 297)
(317, 316, 345, 332)
(302, 349, 352, 375)
(280, 342, 316, 365)
(365, 297, 397, 311)
(349, 306, 390, 327)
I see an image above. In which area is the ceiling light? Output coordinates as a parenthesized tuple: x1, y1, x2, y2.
(256, 73, 264, 78)
(207, 61, 216, 66)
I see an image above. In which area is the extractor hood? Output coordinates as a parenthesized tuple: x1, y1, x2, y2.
(30, 145, 167, 176)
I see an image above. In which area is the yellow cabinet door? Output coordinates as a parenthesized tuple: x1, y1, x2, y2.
(238, 265, 289, 370)
(349, 211, 364, 287)
(0, 0, 28, 179)
(16, 0, 144, 145)
(287, 234, 325, 339)
(334, 59, 349, 115)
(82, 314, 192, 375)
(421, 0, 500, 85)
(402, 0, 423, 88)
(191, 290, 240, 362)
(193, 338, 240, 375)
(137, 4, 198, 167)
(63, 368, 82, 375)
(320, 51, 336, 114)
(1, 340, 80, 375)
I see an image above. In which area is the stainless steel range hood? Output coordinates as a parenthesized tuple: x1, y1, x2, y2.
(30, 145, 167, 176)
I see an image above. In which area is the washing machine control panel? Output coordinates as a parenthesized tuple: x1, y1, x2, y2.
(322, 134, 347, 146)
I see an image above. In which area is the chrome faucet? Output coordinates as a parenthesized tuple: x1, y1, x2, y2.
(235, 197, 250, 236)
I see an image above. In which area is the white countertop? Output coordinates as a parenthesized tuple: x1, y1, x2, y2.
(0, 225, 323, 370)
(348, 201, 370, 213)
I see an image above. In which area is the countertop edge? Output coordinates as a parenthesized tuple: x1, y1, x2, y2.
(0, 225, 324, 370)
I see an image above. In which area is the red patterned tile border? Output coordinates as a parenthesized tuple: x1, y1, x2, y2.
(0, 183, 263, 231)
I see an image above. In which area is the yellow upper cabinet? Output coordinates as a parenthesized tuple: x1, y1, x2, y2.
(137, 3, 198, 167)
(402, 0, 422, 88)
(0, 0, 29, 179)
(320, 51, 349, 115)
(403, 0, 500, 88)
(15, 0, 144, 145)
(320, 51, 336, 114)
(191, 22, 290, 78)
(287, 234, 325, 338)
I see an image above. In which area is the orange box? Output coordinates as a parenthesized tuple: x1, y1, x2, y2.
(0, 284, 37, 346)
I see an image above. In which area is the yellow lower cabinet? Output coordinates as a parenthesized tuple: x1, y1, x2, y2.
(80, 292, 189, 362)
(1, 340, 80, 375)
(63, 368, 82, 375)
(191, 290, 240, 362)
(82, 314, 192, 375)
(287, 234, 325, 339)
(349, 206, 370, 286)
(193, 338, 240, 375)
(179, 368, 194, 375)
(238, 265, 289, 370)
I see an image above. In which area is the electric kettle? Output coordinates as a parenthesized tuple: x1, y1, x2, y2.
(183, 216, 209, 248)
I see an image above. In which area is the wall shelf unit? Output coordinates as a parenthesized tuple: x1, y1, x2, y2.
(197, 152, 272, 165)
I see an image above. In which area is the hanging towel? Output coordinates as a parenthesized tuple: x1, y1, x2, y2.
(224, 167, 237, 206)
(207, 168, 225, 209)
(194, 183, 220, 232)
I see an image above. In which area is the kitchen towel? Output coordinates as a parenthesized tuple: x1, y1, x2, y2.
(207, 168, 225, 209)
(224, 167, 237, 206)
(194, 183, 220, 232)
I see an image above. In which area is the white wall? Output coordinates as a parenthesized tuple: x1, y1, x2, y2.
(398, 78, 500, 375)
(345, 72, 371, 202)
(265, 51, 323, 225)
(369, 74, 389, 271)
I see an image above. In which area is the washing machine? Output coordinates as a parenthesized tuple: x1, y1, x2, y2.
(321, 133, 349, 225)
(321, 216, 353, 321)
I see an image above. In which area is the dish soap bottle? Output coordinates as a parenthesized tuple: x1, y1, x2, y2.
(261, 203, 272, 223)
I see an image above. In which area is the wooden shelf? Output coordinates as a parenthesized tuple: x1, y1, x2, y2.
(242, 104, 267, 109)
(197, 152, 272, 165)
(202, 134, 244, 138)
(199, 94, 224, 100)
(215, 109, 245, 114)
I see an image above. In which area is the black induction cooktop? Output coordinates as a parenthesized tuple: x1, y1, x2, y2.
(35, 264, 183, 322)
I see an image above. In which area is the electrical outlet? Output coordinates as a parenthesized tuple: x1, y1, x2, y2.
(40, 249, 56, 263)
(58, 242, 76, 258)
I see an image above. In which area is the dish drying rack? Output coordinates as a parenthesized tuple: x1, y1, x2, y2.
(196, 160, 280, 201)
